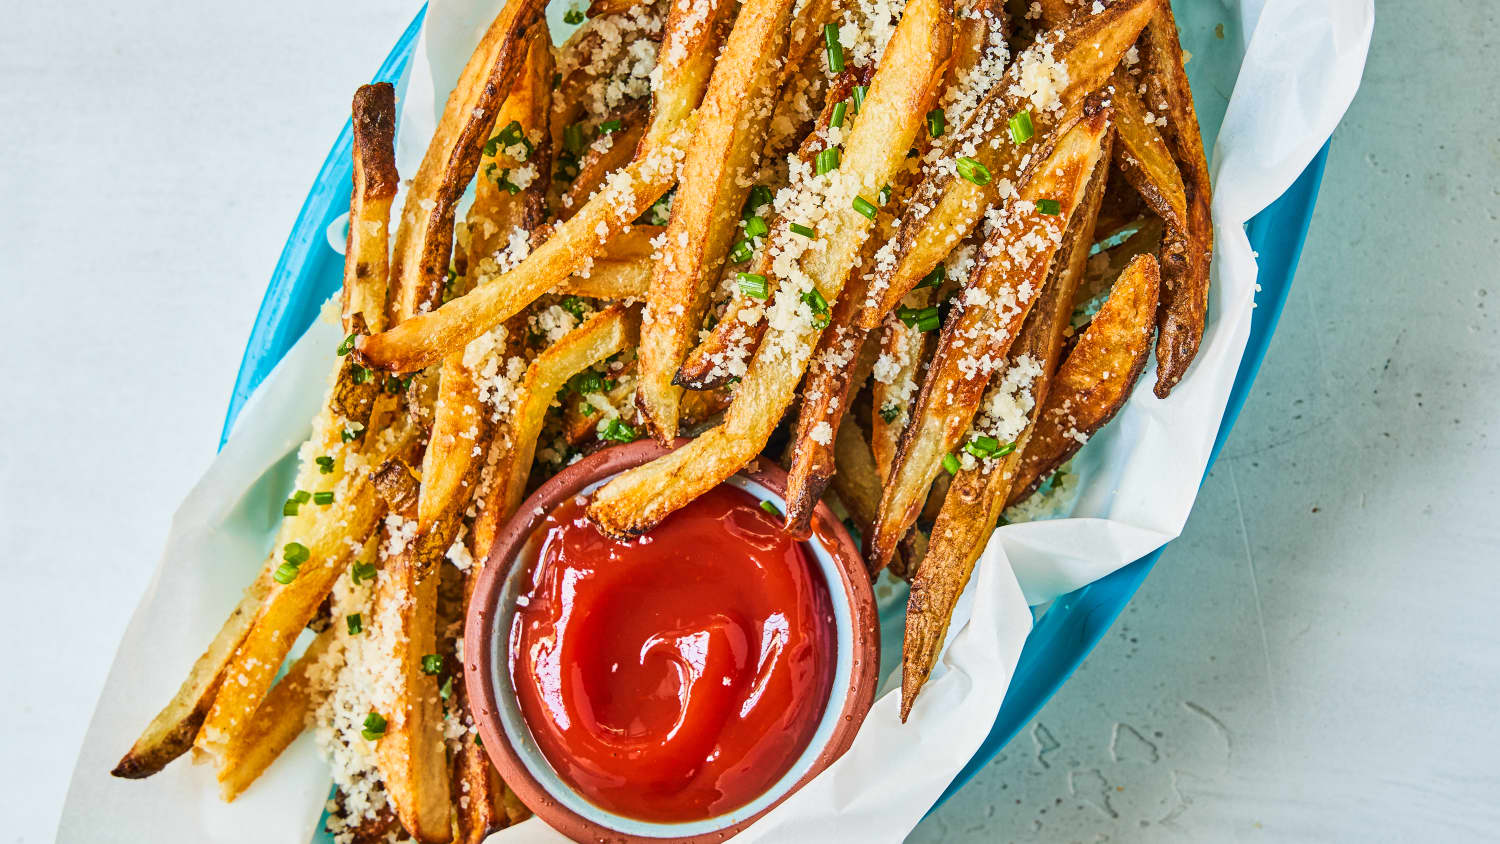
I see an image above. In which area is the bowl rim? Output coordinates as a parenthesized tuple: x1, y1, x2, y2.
(462, 439, 881, 843)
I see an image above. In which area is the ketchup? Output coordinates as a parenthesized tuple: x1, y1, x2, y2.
(508, 484, 836, 823)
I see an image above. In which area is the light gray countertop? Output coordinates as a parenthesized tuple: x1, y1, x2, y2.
(3, 2, 1495, 842)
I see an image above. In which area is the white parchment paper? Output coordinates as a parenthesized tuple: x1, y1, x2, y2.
(60, 1, 1372, 841)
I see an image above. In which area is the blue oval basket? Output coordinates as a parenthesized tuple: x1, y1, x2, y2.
(223, 6, 1329, 830)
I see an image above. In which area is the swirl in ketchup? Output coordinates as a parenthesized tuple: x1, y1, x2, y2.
(508, 484, 836, 823)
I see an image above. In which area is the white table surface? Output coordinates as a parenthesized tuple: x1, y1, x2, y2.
(3, 2, 1496, 842)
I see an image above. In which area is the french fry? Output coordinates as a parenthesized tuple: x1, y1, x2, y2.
(192, 427, 421, 767)
(901, 138, 1110, 718)
(858, 0, 1155, 328)
(369, 460, 450, 843)
(588, 0, 953, 538)
(866, 109, 1112, 572)
(1009, 252, 1159, 503)
(673, 71, 864, 391)
(828, 416, 910, 576)
(358, 0, 736, 373)
(636, 0, 799, 443)
(215, 627, 336, 801)
(343, 84, 399, 335)
(385, 0, 548, 324)
(110, 579, 270, 778)
(558, 99, 649, 218)
(1142, 1, 1213, 397)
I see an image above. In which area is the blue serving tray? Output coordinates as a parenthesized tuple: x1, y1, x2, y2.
(222, 4, 1328, 826)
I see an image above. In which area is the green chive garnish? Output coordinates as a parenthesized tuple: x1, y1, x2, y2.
(351, 560, 377, 584)
(789, 222, 816, 238)
(597, 119, 622, 135)
(421, 654, 444, 675)
(942, 453, 961, 475)
(802, 287, 830, 314)
(563, 7, 584, 24)
(600, 418, 639, 444)
(878, 184, 893, 205)
(283, 499, 300, 517)
(759, 500, 782, 517)
(815, 147, 840, 175)
(273, 563, 299, 585)
(729, 240, 754, 263)
(1008, 110, 1034, 144)
(440, 676, 454, 701)
(1036, 198, 1061, 215)
(955, 156, 991, 186)
(830, 101, 848, 129)
(737, 272, 769, 299)
(313, 491, 334, 506)
(362, 712, 387, 740)
(927, 107, 945, 137)
(337, 334, 357, 356)
(346, 613, 363, 635)
(852, 195, 877, 219)
(918, 264, 946, 289)
(560, 295, 587, 320)
(964, 435, 1001, 458)
(341, 421, 364, 443)
(315, 456, 335, 474)
(745, 184, 772, 214)
(879, 403, 901, 423)
(284, 542, 310, 565)
(898, 305, 941, 332)
(824, 23, 844, 73)
(744, 215, 769, 239)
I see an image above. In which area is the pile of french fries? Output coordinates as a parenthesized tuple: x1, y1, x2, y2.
(114, 0, 1211, 838)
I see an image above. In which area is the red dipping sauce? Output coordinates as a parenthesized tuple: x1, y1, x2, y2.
(508, 484, 836, 823)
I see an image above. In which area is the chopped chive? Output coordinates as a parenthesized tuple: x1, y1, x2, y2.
(563, 6, 584, 24)
(801, 287, 829, 314)
(815, 147, 841, 175)
(1008, 109, 1034, 144)
(315, 455, 335, 474)
(580, 402, 596, 416)
(490, 167, 522, 194)
(879, 403, 901, 423)
(744, 215, 769, 239)
(350, 364, 371, 384)
(964, 435, 1002, 458)
(346, 613, 363, 635)
(600, 418, 639, 444)
(362, 712, 387, 740)
(1035, 198, 1062, 215)
(337, 334, 357, 356)
(851, 195, 877, 219)
(830, 101, 848, 129)
(995, 441, 1017, 457)
(927, 107, 945, 137)
(385, 375, 410, 394)
(942, 453, 961, 475)
(351, 560, 377, 584)
(823, 23, 845, 73)
(759, 500, 782, 517)
(283, 499, 300, 517)
(878, 183, 893, 205)
(562, 123, 585, 155)
(313, 491, 334, 506)
(729, 239, 754, 263)
(440, 676, 454, 701)
(745, 184, 773, 214)
(852, 85, 868, 113)
(596, 119, 623, 136)
(898, 305, 941, 331)
(273, 563, 300, 585)
(421, 654, 444, 675)
(789, 222, 816, 238)
(737, 272, 769, 299)
(559, 295, 587, 320)
(293, 490, 311, 504)
(918, 264, 946, 289)
(284, 542, 310, 565)
(955, 156, 991, 186)
(341, 421, 365, 443)
(567, 370, 606, 395)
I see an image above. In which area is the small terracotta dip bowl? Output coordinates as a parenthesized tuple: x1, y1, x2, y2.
(463, 439, 880, 843)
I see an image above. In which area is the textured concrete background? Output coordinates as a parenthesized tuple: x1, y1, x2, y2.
(2, 2, 1495, 842)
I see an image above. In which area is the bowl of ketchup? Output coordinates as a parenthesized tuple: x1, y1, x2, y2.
(463, 439, 880, 843)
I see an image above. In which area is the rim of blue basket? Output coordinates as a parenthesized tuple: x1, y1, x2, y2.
(216, 4, 1330, 820)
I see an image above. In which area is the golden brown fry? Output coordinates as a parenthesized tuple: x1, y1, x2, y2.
(588, 0, 953, 539)
(343, 84, 399, 335)
(370, 460, 450, 843)
(1143, 1, 1213, 397)
(828, 416, 910, 576)
(859, 0, 1155, 328)
(1075, 215, 1163, 312)
(674, 70, 863, 391)
(386, 0, 548, 324)
(900, 133, 1110, 719)
(358, 0, 736, 373)
(110, 579, 269, 778)
(1009, 252, 1159, 503)
(215, 627, 336, 801)
(866, 110, 1111, 572)
(636, 0, 799, 443)
(193, 428, 420, 767)
(558, 100, 649, 219)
